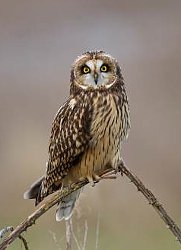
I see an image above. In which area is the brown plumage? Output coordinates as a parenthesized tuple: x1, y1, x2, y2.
(24, 51, 130, 221)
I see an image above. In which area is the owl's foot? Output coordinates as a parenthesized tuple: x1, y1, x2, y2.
(86, 170, 117, 187)
(86, 173, 101, 187)
(117, 158, 125, 176)
(101, 170, 117, 180)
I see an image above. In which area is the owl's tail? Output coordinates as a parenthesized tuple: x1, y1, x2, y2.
(56, 189, 81, 221)
(23, 176, 44, 203)
(24, 178, 81, 221)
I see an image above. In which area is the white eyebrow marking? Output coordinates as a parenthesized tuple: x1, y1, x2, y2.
(86, 59, 104, 72)
(96, 60, 103, 70)
(86, 60, 94, 71)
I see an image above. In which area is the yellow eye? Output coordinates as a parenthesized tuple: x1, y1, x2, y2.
(100, 64, 108, 72)
(82, 66, 90, 74)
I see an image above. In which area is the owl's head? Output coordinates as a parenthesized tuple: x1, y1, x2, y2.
(70, 51, 122, 92)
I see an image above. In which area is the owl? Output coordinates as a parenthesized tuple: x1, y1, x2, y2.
(24, 50, 130, 221)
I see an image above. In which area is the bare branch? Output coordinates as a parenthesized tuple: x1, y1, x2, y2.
(0, 168, 113, 250)
(66, 218, 73, 250)
(95, 212, 100, 250)
(72, 227, 81, 250)
(82, 220, 88, 250)
(18, 235, 29, 250)
(119, 160, 181, 242)
(0, 163, 181, 249)
(0, 226, 28, 250)
(49, 230, 63, 250)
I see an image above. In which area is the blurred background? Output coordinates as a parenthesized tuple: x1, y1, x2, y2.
(0, 0, 181, 249)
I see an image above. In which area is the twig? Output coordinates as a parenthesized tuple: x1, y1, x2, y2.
(119, 160, 181, 242)
(82, 220, 88, 250)
(72, 228, 81, 250)
(49, 230, 64, 250)
(95, 212, 100, 250)
(18, 235, 29, 250)
(66, 218, 73, 250)
(0, 163, 181, 249)
(0, 168, 113, 250)
(0, 226, 28, 250)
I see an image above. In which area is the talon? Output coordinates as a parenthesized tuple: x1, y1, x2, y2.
(92, 173, 101, 182)
(102, 175, 117, 180)
(117, 159, 125, 176)
(102, 172, 117, 180)
(86, 176, 95, 187)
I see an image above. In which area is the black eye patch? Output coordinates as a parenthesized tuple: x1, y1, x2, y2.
(81, 65, 91, 74)
(100, 64, 109, 72)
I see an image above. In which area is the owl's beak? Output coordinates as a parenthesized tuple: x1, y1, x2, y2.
(94, 73, 98, 85)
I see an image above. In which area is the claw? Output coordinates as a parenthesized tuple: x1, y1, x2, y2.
(117, 159, 125, 176)
(86, 170, 117, 187)
(102, 171, 117, 180)
(102, 175, 117, 179)
(92, 173, 101, 182)
(86, 175, 95, 187)
(86, 172, 102, 187)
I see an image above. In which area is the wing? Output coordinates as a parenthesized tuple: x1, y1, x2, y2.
(37, 95, 93, 203)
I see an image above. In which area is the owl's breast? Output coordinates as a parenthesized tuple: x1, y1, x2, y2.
(62, 92, 128, 185)
(86, 93, 122, 171)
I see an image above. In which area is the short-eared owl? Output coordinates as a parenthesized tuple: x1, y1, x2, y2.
(24, 51, 130, 221)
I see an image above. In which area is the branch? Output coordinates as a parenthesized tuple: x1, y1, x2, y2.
(65, 218, 73, 250)
(0, 168, 114, 250)
(95, 212, 100, 250)
(66, 217, 82, 250)
(119, 161, 181, 242)
(82, 220, 88, 250)
(0, 162, 181, 249)
(0, 226, 28, 250)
